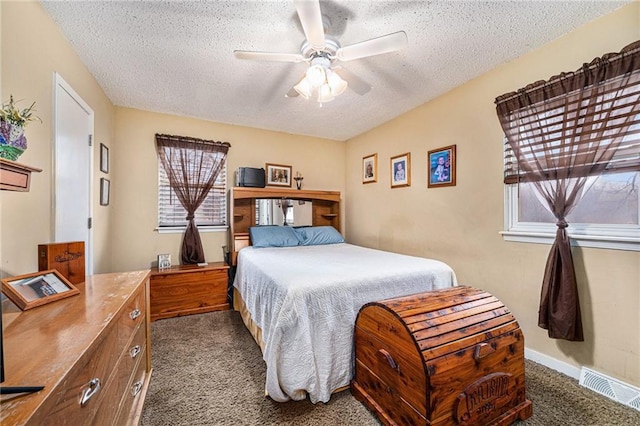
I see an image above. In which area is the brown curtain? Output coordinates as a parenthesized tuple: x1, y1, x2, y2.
(495, 41, 640, 341)
(156, 134, 231, 264)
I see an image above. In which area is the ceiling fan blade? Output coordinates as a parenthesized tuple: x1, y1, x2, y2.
(335, 31, 407, 62)
(294, 0, 326, 51)
(335, 67, 371, 96)
(234, 50, 305, 63)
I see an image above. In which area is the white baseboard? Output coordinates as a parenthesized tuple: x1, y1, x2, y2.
(524, 347, 581, 380)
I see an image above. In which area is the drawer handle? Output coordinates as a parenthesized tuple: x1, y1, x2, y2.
(377, 349, 399, 372)
(80, 378, 101, 407)
(129, 308, 141, 320)
(130, 345, 141, 358)
(131, 381, 143, 397)
(474, 343, 495, 361)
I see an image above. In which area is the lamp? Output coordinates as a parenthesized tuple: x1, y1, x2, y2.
(293, 54, 348, 105)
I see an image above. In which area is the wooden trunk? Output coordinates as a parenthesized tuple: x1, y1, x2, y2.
(352, 286, 533, 426)
(37, 241, 85, 284)
(149, 262, 229, 321)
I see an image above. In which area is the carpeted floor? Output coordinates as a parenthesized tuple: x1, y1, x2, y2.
(140, 310, 640, 426)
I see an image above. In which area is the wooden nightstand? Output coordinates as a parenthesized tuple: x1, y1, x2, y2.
(149, 261, 229, 321)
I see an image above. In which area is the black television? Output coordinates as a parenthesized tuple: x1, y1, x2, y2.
(236, 167, 266, 188)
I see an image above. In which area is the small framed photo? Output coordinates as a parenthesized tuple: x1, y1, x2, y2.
(100, 143, 109, 173)
(158, 253, 172, 270)
(362, 153, 377, 184)
(1, 269, 80, 311)
(265, 163, 292, 187)
(391, 152, 411, 188)
(428, 145, 456, 188)
(100, 178, 110, 206)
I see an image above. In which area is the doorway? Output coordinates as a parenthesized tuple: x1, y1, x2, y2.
(53, 73, 94, 274)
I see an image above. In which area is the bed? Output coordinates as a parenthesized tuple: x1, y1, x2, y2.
(232, 225, 457, 403)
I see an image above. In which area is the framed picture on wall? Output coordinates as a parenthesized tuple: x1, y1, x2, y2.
(428, 145, 456, 188)
(100, 178, 110, 206)
(362, 153, 377, 184)
(265, 163, 292, 187)
(390, 152, 411, 188)
(100, 143, 109, 173)
(1, 269, 80, 311)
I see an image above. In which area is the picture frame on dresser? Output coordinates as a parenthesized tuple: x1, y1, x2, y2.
(157, 253, 171, 270)
(1, 269, 80, 311)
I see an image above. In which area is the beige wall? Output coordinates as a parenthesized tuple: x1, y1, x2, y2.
(111, 107, 345, 272)
(345, 3, 640, 386)
(2, 0, 638, 389)
(1, 1, 115, 276)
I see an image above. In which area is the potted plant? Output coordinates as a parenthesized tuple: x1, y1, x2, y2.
(0, 95, 41, 161)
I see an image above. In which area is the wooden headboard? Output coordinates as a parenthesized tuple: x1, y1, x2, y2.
(228, 187, 341, 265)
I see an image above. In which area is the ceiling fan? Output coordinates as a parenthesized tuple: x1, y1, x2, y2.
(234, 0, 408, 105)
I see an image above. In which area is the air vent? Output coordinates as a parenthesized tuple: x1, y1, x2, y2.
(579, 367, 640, 412)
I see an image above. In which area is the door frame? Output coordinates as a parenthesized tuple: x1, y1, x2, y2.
(53, 73, 95, 274)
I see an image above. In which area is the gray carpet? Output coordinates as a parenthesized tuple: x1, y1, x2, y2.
(140, 310, 640, 426)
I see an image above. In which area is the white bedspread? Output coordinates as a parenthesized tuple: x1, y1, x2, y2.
(233, 243, 457, 403)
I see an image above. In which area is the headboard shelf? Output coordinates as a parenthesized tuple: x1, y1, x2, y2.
(228, 187, 341, 265)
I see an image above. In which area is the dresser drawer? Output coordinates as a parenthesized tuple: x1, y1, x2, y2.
(92, 323, 147, 426)
(40, 323, 121, 424)
(118, 286, 146, 346)
(115, 345, 149, 426)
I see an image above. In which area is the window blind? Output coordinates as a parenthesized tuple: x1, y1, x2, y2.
(499, 41, 640, 184)
(158, 163, 227, 227)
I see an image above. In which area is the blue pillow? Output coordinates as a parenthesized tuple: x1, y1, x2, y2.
(249, 226, 302, 248)
(294, 226, 345, 246)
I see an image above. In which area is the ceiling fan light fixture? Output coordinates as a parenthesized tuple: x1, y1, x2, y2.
(318, 83, 335, 103)
(306, 64, 326, 88)
(294, 77, 313, 99)
(326, 70, 347, 96)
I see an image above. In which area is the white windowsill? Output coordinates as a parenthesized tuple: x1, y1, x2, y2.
(500, 230, 640, 252)
(156, 225, 228, 234)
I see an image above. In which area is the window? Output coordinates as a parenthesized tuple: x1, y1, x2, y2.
(499, 43, 640, 251)
(504, 171, 640, 251)
(502, 109, 640, 250)
(158, 159, 227, 230)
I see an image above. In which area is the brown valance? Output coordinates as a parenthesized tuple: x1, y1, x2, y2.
(155, 133, 231, 150)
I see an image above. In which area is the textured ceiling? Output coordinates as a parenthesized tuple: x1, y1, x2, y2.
(41, 1, 628, 141)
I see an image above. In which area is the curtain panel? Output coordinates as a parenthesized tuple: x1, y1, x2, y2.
(156, 134, 231, 264)
(495, 40, 640, 341)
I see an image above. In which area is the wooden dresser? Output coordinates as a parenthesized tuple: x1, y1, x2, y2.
(352, 286, 532, 426)
(1, 270, 152, 426)
(149, 262, 229, 321)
